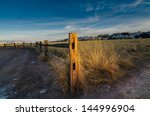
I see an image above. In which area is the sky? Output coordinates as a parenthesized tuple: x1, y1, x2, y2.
(0, 0, 150, 41)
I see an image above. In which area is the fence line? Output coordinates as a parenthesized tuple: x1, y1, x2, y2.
(32, 34, 79, 94)
(0, 33, 79, 94)
(0, 42, 36, 48)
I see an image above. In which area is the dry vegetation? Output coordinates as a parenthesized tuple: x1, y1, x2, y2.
(78, 39, 150, 92)
(47, 47, 70, 93)
(40, 39, 150, 94)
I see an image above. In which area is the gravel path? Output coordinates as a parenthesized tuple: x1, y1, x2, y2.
(0, 48, 65, 99)
(0, 48, 150, 99)
(81, 62, 150, 99)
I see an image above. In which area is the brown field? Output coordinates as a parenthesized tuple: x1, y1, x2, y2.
(47, 39, 150, 94)
(0, 38, 150, 98)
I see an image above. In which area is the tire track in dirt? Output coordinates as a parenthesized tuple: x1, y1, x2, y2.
(1, 48, 149, 99)
(0, 48, 65, 99)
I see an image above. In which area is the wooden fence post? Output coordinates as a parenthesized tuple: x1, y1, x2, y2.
(14, 43, 16, 48)
(39, 41, 42, 52)
(4, 43, 6, 47)
(69, 32, 79, 93)
(44, 40, 48, 56)
(36, 42, 38, 48)
(23, 42, 25, 48)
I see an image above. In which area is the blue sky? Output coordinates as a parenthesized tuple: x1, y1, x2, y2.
(0, 0, 150, 41)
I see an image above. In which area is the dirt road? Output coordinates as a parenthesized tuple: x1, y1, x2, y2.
(0, 48, 150, 99)
(0, 48, 65, 99)
(81, 62, 150, 99)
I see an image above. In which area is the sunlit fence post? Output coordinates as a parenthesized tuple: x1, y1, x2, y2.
(69, 32, 79, 93)
(44, 40, 48, 56)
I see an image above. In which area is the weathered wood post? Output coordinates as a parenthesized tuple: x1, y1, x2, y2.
(14, 43, 16, 48)
(44, 40, 48, 56)
(69, 32, 79, 93)
(4, 43, 6, 47)
(23, 42, 25, 48)
(35, 42, 38, 48)
(39, 41, 42, 52)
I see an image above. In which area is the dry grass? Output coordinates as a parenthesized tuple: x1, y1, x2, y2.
(47, 47, 70, 93)
(78, 41, 122, 90)
(48, 47, 69, 59)
(0, 44, 4, 47)
(42, 39, 150, 93)
(49, 58, 70, 93)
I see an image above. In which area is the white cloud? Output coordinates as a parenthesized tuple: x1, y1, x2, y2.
(109, 0, 145, 13)
(78, 19, 150, 37)
(85, 4, 94, 12)
(0, 29, 69, 42)
(0, 16, 149, 41)
(122, 0, 144, 8)
(64, 25, 72, 30)
(133, 0, 144, 7)
(0, 18, 149, 41)
(87, 16, 100, 23)
(142, 2, 150, 5)
(0, 16, 101, 31)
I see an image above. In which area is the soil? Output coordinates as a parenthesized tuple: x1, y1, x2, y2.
(0, 48, 150, 99)
(81, 62, 150, 99)
(0, 48, 66, 99)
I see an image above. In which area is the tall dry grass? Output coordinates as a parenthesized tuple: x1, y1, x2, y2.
(78, 41, 122, 90)
(47, 47, 70, 93)
(43, 39, 150, 93)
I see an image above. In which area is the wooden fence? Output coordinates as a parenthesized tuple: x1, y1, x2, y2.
(0, 32, 79, 94)
(0, 42, 35, 48)
(35, 33, 79, 93)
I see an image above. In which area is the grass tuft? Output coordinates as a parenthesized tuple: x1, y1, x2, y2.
(39, 39, 150, 93)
